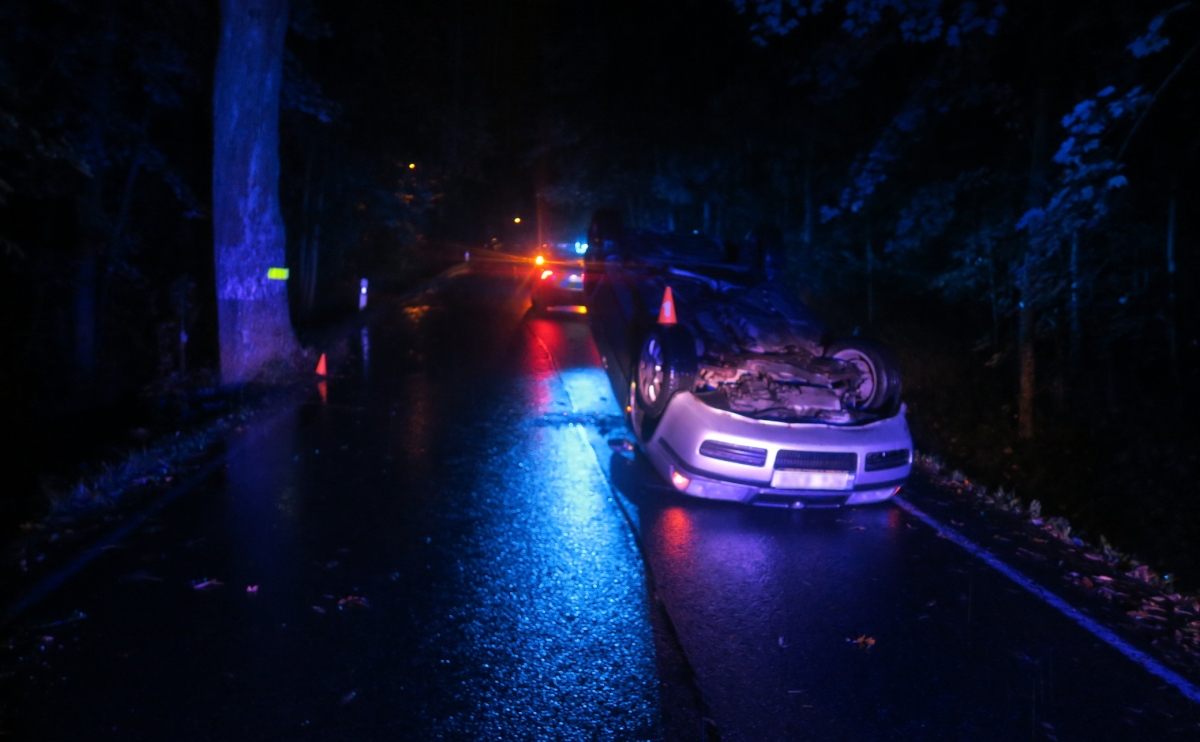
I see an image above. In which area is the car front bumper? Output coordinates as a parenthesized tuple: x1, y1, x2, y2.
(642, 392, 913, 507)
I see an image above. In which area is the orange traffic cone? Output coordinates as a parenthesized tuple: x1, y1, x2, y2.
(315, 353, 328, 376)
(657, 286, 677, 325)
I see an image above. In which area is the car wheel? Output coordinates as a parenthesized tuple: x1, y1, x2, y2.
(824, 338, 902, 416)
(634, 325, 697, 423)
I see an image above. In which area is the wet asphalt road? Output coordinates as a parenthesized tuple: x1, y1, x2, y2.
(4, 263, 1200, 740)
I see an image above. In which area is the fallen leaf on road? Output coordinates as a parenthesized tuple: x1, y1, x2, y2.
(312, 606, 326, 614)
(338, 595, 369, 610)
(191, 578, 224, 591)
(847, 635, 876, 650)
(246, 585, 259, 594)
(1126, 564, 1154, 583)
(607, 439, 635, 452)
(38, 611, 87, 628)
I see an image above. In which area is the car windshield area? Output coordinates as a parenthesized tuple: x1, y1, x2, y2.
(624, 230, 727, 264)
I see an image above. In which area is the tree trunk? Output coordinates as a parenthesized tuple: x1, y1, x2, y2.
(803, 125, 813, 252)
(74, 179, 108, 391)
(72, 5, 117, 392)
(780, 174, 789, 235)
(298, 175, 322, 319)
(296, 151, 314, 318)
(1068, 230, 1081, 371)
(1018, 260, 1036, 439)
(865, 241, 873, 326)
(73, 243, 97, 388)
(1166, 194, 1179, 387)
(212, 0, 296, 384)
(306, 190, 322, 313)
(1017, 88, 1050, 440)
(986, 242, 999, 347)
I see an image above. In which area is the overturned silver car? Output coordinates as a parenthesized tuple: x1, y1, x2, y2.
(585, 215, 912, 507)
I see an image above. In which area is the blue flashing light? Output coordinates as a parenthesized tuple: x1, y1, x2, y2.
(574, 241, 588, 254)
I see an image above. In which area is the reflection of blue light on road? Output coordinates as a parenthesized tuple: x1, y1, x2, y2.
(441, 419, 657, 736)
(559, 368, 620, 416)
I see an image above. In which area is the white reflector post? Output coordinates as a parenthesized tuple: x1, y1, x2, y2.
(359, 278, 368, 310)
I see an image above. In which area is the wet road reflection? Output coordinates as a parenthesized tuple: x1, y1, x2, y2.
(2, 269, 659, 741)
(605, 448, 1200, 741)
(8, 266, 1200, 741)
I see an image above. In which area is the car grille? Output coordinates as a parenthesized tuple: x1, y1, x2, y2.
(865, 449, 911, 471)
(699, 440, 768, 467)
(774, 450, 857, 472)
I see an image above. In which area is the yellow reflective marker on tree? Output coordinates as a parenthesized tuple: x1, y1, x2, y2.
(267, 267, 289, 280)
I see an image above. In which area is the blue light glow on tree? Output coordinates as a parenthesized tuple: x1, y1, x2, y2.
(213, 0, 297, 384)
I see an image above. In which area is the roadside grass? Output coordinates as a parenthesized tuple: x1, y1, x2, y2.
(3, 361, 319, 578)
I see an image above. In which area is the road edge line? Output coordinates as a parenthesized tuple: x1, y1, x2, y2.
(894, 494, 1200, 704)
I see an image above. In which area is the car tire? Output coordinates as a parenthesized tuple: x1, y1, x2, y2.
(824, 338, 902, 416)
(634, 324, 697, 425)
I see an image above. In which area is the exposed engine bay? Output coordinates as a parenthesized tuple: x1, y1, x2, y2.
(665, 272, 889, 424)
(696, 353, 869, 423)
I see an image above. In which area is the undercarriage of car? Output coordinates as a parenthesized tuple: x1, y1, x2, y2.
(645, 273, 904, 427)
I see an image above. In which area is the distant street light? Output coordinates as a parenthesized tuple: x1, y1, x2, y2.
(514, 217, 521, 224)
(408, 163, 416, 169)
